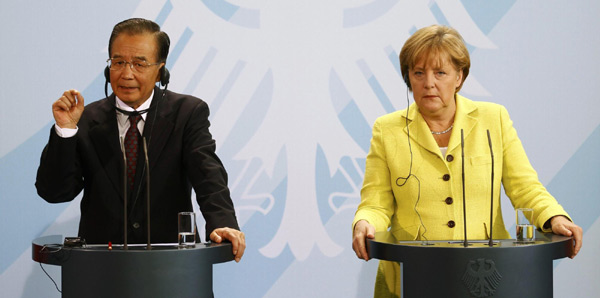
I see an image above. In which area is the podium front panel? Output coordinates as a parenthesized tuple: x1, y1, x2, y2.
(368, 231, 573, 298)
(32, 236, 234, 298)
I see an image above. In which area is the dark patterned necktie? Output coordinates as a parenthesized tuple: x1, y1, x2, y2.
(125, 114, 142, 189)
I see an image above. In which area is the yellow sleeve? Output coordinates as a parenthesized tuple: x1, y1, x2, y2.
(499, 106, 570, 231)
(353, 119, 396, 232)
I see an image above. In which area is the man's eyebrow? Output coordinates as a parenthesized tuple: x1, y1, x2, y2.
(109, 55, 149, 61)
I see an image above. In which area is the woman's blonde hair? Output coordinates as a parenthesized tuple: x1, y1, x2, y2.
(400, 25, 470, 92)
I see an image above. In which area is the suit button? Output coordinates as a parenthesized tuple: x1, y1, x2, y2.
(443, 174, 450, 181)
(446, 154, 454, 162)
(445, 197, 453, 204)
(447, 220, 455, 228)
(133, 222, 140, 229)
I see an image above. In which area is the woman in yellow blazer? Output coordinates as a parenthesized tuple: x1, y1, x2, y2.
(351, 25, 583, 297)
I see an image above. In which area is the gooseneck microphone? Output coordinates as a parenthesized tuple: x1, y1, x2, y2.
(142, 137, 151, 250)
(105, 65, 169, 249)
(461, 129, 468, 247)
(487, 130, 495, 247)
(120, 138, 128, 250)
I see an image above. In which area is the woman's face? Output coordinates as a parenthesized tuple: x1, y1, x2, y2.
(409, 53, 463, 118)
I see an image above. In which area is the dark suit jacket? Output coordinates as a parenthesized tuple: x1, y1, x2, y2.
(36, 87, 239, 244)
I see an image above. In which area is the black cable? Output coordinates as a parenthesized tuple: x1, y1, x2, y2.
(395, 88, 414, 186)
(396, 87, 428, 242)
(39, 262, 61, 294)
(38, 245, 63, 294)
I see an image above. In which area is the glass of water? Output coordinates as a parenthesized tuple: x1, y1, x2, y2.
(516, 208, 535, 242)
(178, 212, 196, 247)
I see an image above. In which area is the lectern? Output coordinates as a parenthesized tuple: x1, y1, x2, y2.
(32, 235, 234, 298)
(367, 231, 573, 298)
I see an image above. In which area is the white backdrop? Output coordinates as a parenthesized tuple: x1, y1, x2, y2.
(1, 1, 599, 297)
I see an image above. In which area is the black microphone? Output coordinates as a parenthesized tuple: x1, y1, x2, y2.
(487, 130, 495, 247)
(120, 138, 128, 250)
(106, 69, 167, 250)
(142, 137, 151, 250)
(461, 129, 468, 247)
(122, 86, 166, 249)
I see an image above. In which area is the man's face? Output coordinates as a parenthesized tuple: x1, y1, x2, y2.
(109, 33, 163, 109)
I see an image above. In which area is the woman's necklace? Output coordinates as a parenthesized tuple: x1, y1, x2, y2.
(431, 124, 453, 135)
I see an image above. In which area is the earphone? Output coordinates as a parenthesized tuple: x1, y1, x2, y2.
(104, 66, 170, 86)
(397, 74, 428, 242)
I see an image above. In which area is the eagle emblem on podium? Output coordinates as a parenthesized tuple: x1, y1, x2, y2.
(462, 258, 502, 297)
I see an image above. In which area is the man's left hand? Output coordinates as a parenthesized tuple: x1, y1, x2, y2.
(210, 227, 246, 262)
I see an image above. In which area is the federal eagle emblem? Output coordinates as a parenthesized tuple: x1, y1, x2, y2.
(462, 258, 502, 297)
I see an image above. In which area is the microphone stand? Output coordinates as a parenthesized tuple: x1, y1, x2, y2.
(487, 130, 495, 247)
(120, 138, 128, 250)
(143, 137, 151, 250)
(461, 129, 468, 247)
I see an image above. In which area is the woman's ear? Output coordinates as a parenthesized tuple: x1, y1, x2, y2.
(456, 69, 463, 88)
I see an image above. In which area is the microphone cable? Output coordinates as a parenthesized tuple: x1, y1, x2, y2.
(38, 244, 65, 294)
(395, 87, 428, 243)
(39, 262, 61, 294)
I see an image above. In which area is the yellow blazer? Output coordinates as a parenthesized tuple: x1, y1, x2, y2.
(353, 95, 570, 297)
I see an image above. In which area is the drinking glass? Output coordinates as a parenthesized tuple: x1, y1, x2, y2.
(178, 212, 196, 247)
(516, 208, 534, 242)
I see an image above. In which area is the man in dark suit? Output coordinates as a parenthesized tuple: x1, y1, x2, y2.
(35, 18, 245, 262)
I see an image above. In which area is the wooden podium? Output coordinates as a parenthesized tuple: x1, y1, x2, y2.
(32, 235, 234, 298)
(367, 231, 573, 298)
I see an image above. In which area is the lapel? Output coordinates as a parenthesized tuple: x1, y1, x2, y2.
(403, 102, 440, 156)
(88, 96, 124, 200)
(142, 87, 175, 173)
(130, 87, 175, 208)
(447, 95, 478, 154)
(402, 95, 479, 157)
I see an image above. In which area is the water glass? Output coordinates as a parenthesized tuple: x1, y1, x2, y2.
(178, 212, 196, 247)
(516, 208, 534, 242)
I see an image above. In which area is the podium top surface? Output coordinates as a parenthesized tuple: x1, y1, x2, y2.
(32, 235, 235, 266)
(367, 231, 574, 262)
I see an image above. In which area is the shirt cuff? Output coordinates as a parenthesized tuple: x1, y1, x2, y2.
(54, 124, 78, 138)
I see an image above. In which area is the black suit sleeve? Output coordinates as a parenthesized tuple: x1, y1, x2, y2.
(182, 100, 240, 235)
(35, 126, 84, 203)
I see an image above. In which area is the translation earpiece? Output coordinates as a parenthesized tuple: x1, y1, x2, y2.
(160, 67, 170, 86)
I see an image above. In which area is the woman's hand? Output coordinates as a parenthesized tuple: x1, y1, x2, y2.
(550, 215, 583, 258)
(352, 220, 375, 261)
